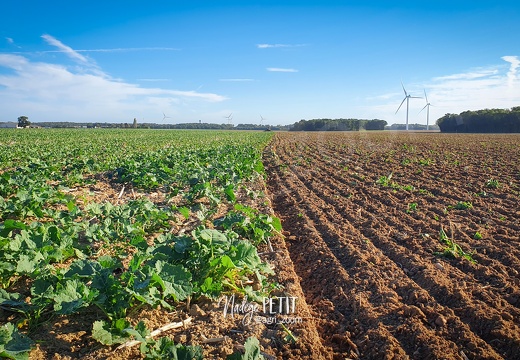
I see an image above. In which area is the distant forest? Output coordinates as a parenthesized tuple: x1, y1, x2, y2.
(290, 118, 387, 131)
(436, 107, 520, 133)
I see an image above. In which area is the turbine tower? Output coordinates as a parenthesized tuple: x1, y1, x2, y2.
(419, 89, 433, 131)
(396, 82, 421, 131)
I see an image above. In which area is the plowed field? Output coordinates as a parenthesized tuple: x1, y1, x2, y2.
(263, 132, 520, 359)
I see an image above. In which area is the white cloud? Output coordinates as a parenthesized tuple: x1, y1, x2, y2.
(502, 55, 520, 86)
(41, 47, 180, 54)
(266, 67, 298, 73)
(41, 34, 91, 65)
(433, 68, 499, 81)
(0, 40, 226, 123)
(5, 37, 21, 49)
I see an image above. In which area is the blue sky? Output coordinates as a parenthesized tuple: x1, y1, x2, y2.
(1, 1, 519, 126)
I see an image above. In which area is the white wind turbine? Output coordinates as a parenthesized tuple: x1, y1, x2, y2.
(396, 82, 422, 131)
(419, 89, 433, 131)
(259, 114, 266, 126)
(162, 112, 171, 121)
(224, 113, 233, 125)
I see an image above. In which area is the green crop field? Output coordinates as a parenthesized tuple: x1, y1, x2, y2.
(0, 129, 280, 359)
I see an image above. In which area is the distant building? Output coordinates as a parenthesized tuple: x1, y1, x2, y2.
(0, 122, 18, 128)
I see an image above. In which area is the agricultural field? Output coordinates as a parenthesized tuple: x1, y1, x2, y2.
(0, 129, 314, 359)
(264, 131, 520, 359)
(1, 129, 520, 360)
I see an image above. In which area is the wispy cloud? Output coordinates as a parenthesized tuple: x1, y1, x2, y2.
(5, 37, 21, 49)
(42, 47, 180, 53)
(502, 55, 520, 86)
(257, 43, 306, 49)
(266, 67, 298, 73)
(0, 36, 227, 122)
(41, 34, 91, 65)
(219, 78, 254, 82)
(432, 68, 499, 81)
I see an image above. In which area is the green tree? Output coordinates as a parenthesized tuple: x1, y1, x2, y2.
(17, 116, 31, 128)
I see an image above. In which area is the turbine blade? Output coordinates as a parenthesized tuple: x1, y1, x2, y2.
(424, 89, 429, 104)
(396, 97, 406, 113)
(419, 104, 428, 114)
(401, 81, 408, 96)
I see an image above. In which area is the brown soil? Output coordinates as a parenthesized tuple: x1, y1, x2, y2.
(263, 131, 520, 360)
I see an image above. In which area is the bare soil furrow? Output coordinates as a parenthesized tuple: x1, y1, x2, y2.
(267, 163, 401, 358)
(287, 152, 520, 303)
(283, 158, 512, 358)
(277, 135, 520, 296)
(265, 132, 520, 359)
(267, 149, 501, 359)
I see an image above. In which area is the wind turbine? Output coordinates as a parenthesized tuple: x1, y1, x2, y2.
(419, 89, 433, 131)
(259, 114, 266, 126)
(224, 113, 233, 126)
(396, 82, 422, 131)
(162, 112, 171, 121)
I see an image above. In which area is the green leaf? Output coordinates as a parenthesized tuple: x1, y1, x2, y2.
(0, 220, 27, 237)
(97, 256, 121, 270)
(0, 323, 34, 360)
(123, 320, 150, 342)
(30, 276, 56, 299)
(227, 336, 264, 360)
(219, 255, 235, 270)
(52, 279, 95, 315)
(230, 242, 261, 270)
(91, 270, 130, 320)
(270, 216, 282, 232)
(15, 254, 37, 275)
(152, 262, 193, 301)
(200, 277, 222, 295)
(178, 206, 190, 220)
(128, 252, 149, 272)
(196, 228, 229, 248)
(224, 184, 236, 202)
(92, 320, 130, 346)
(130, 235, 149, 251)
(173, 236, 192, 255)
(213, 213, 247, 230)
(142, 336, 204, 360)
(65, 259, 100, 278)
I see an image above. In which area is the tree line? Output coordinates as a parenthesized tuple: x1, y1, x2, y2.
(436, 107, 520, 133)
(14, 120, 289, 131)
(289, 118, 387, 131)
